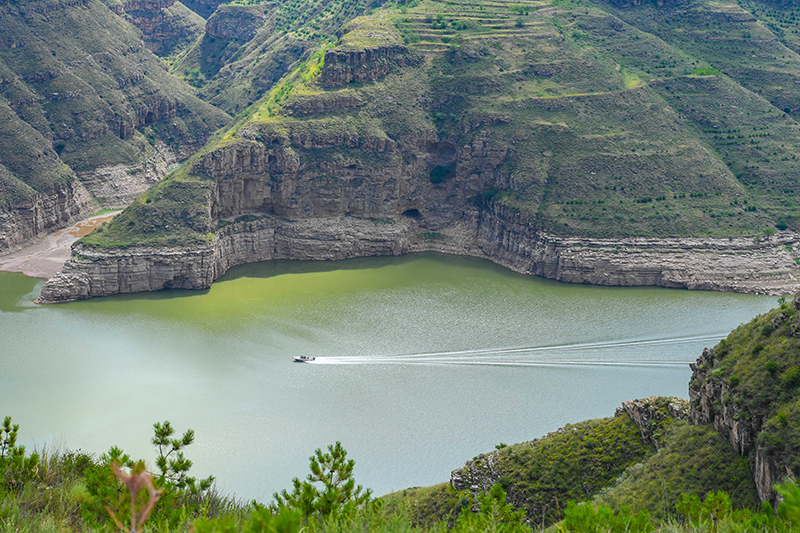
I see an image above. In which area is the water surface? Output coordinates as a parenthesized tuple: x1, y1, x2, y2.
(0, 254, 776, 500)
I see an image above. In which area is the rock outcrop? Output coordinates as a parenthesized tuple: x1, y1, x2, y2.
(117, 0, 204, 56)
(616, 397, 689, 449)
(36, 125, 800, 302)
(448, 398, 686, 521)
(37, 203, 800, 303)
(205, 5, 269, 43)
(689, 349, 782, 507)
(0, 178, 98, 254)
(76, 143, 177, 208)
(321, 45, 421, 87)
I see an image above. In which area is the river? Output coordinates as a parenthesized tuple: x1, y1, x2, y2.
(0, 253, 776, 500)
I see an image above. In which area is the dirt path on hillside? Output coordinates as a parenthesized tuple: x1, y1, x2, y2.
(0, 211, 121, 279)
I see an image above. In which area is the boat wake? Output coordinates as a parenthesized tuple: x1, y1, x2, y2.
(307, 333, 723, 368)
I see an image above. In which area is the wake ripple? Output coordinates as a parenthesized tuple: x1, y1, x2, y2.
(306, 333, 723, 368)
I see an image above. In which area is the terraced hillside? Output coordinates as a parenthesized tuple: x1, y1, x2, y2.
(38, 0, 800, 301)
(0, 0, 230, 252)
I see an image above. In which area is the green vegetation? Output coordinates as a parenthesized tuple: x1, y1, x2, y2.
(100, 0, 800, 251)
(1, 410, 800, 532)
(0, 0, 229, 235)
(489, 415, 653, 525)
(596, 424, 759, 519)
(689, 296, 800, 481)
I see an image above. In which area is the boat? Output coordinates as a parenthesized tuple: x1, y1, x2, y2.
(293, 355, 316, 363)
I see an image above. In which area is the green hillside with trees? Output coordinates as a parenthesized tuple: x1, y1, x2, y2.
(84, 0, 800, 251)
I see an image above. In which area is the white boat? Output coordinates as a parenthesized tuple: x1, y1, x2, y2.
(293, 355, 316, 363)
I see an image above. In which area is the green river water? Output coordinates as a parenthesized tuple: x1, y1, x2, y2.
(0, 253, 777, 500)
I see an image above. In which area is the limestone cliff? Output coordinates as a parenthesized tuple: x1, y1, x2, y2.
(0, 177, 98, 253)
(689, 347, 779, 505)
(36, 6, 800, 301)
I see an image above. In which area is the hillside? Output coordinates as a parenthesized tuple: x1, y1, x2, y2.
(385, 295, 800, 528)
(152, 0, 800, 239)
(385, 397, 760, 528)
(173, 0, 378, 114)
(0, 0, 229, 253)
(37, 0, 800, 301)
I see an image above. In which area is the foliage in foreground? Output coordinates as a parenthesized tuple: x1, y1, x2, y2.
(5, 414, 800, 532)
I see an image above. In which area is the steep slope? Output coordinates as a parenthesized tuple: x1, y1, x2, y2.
(109, 0, 206, 57)
(383, 397, 758, 528)
(0, 0, 229, 252)
(689, 294, 800, 507)
(38, 0, 800, 301)
(173, 0, 378, 114)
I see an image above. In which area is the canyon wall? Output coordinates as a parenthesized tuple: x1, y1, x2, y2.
(37, 205, 800, 303)
(0, 178, 98, 253)
(689, 341, 790, 508)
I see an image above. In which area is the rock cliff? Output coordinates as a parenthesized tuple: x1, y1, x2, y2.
(689, 349, 784, 508)
(0, 0, 228, 253)
(204, 5, 269, 43)
(321, 45, 421, 87)
(117, 0, 205, 56)
(36, 5, 800, 301)
(37, 202, 800, 303)
(688, 295, 800, 508)
(0, 177, 97, 253)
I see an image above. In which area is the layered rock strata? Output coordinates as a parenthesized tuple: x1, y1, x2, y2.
(117, 0, 205, 56)
(76, 143, 177, 208)
(321, 45, 421, 87)
(37, 207, 800, 303)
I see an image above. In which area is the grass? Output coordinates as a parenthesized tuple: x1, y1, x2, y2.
(690, 299, 800, 480)
(596, 423, 760, 520)
(82, 0, 800, 249)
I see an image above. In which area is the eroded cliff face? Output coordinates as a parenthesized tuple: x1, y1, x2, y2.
(689, 349, 781, 507)
(76, 143, 177, 208)
(35, 7, 800, 302)
(117, 0, 205, 56)
(204, 5, 269, 43)
(321, 45, 421, 87)
(38, 127, 800, 302)
(0, 179, 98, 254)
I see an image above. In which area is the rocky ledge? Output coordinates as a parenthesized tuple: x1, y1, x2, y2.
(689, 338, 789, 508)
(36, 206, 800, 303)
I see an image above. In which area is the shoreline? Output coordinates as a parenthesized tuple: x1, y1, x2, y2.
(34, 213, 800, 303)
(0, 211, 121, 280)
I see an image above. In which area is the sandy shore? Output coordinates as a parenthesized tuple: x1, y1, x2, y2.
(0, 211, 121, 279)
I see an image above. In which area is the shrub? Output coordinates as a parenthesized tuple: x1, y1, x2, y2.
(430, 165, 454, 184)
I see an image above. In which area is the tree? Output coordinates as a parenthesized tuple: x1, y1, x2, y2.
(0, 416, 23, 460)
(273, 441, 372, 518)
(84, 421, 213, 529)
(152, 420, 214, 493)
(454, 484, 529, 533)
